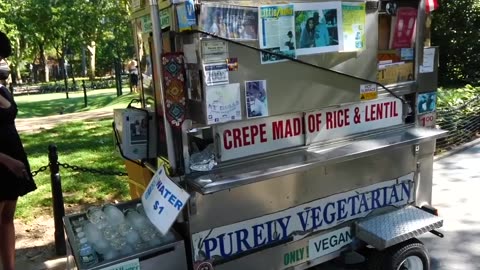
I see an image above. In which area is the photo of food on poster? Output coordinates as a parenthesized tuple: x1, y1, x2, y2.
(294, 2, 343, 56)
(199, 4, 258, 40)
(258, 4, 296, 64)
(245, 80, 268, 118)
(342, 2, 366, 51)
(206, 83, 242, 124)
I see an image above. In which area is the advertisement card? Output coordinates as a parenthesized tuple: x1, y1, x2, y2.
(259, 4, 296, 64)
(199, 4, 258, 40)
(245, 80, 268, 118)
(206, 83, 242, 124)
(341, 2, 366, 51)
(294, 2, 344, 56)
(203, 63, 229, 86)
(417, 92, 437, 115)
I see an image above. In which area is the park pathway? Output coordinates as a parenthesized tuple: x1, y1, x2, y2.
(15, 108, 114, 133)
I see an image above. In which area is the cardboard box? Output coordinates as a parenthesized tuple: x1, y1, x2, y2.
(377, 62, 414, 85)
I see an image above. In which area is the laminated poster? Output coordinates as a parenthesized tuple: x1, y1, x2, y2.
(294, 2, 344, 56)
(176, 0, 196, 32)
(341, 2, 366, 51)
(199, 4, 258, 41)
(206, 83, 242, 124)
(245, 80, 268, 118)
(259, 4, 296, 64)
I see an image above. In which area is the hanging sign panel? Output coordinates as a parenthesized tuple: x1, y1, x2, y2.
(306, 97, 403, 144)
(192, 173, 414, 263)
(216, 97, 403, 161)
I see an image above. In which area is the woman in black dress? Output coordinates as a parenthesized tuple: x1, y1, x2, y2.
(0, 31, 36, 270)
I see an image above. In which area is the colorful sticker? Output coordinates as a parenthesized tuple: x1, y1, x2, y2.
(245, 80, 268, 118)
(417, 91, 437, 115)
(227, 58, 239, 71)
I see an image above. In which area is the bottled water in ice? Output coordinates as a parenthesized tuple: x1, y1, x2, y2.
(78, 238, 98, 267)
(86, 207, 108, 229)
(83, 222, 103, 244)
(103, 204, 125, 226)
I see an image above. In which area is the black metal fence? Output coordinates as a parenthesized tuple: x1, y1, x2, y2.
(436, 96, 480, 152)
(31, 144, 128, 256)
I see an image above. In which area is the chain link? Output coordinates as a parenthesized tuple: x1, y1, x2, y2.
(57, 162, 128, 177)
(31, 164, 50, 177)
(30, 162, 128, 177)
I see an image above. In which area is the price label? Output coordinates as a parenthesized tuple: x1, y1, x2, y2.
(418, 112, 436, 128)
(360, 84, 378, 100)
(142, 168, 190, 235)
(204, 63, 229, 86)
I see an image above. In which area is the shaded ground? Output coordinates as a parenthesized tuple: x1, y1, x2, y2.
(10, 109, 117, 270)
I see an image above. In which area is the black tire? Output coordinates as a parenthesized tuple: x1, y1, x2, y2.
(367, 238, 430, 270)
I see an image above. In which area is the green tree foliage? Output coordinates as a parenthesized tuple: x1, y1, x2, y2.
(431, 0, 480, 86)
(0, 0, 133, 82)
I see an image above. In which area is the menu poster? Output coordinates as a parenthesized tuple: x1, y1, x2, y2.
(259, 4, 296, 64)
(389, 7, 417, 49)
(199, 4, 258, 41)
(341, 2, 366, 51)
(294, 2, 343, 56)
(206, 83, 242, 124)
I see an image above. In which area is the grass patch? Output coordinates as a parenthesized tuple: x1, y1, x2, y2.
(15, 88, 136, 118)
(17, 119, 131, 220)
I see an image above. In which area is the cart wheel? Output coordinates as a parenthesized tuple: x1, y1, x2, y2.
(367, 238, 430, 270)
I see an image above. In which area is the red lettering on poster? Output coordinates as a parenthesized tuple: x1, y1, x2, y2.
(223, 124, 269, 149)
(326, 109, 350, 130)
(308, 113, 322, 133)
(365, 101, 399, 122)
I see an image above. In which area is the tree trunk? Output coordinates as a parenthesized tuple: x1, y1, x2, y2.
(87, 41, 96, 80)
(39, 43, 49, 82)
(12, 37, 22, 84)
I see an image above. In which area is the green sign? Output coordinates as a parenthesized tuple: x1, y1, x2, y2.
(140, 9, 170, 33)
(160, 8, 171, 29)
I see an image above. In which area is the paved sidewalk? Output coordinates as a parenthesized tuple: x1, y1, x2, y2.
(15, 108, 114, 134)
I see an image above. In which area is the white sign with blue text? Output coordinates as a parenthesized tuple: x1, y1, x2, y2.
(192, 173, 414, 262)
(142, 168, 190, 235)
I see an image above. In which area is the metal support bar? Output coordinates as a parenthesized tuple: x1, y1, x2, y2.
(149, 0, 177, 172)
(48, 144, 66, 256)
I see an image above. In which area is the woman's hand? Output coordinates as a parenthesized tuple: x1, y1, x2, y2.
(0, 153, 27, 178)
(0, 94, 11, 109)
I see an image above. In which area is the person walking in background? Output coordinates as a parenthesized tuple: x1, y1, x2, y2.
(128, 59, 139, 93)
(0, 31, 37, 270)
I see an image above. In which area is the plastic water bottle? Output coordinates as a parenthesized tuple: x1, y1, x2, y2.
(78, 238, 98, 267)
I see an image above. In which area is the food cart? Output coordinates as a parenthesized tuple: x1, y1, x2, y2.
(64, 0, 447, 269)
